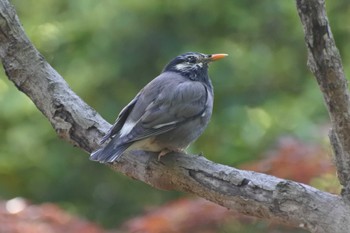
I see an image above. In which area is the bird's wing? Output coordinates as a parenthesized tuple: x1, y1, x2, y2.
(99, 92, 141, 144)
(121, 77, 209, 143)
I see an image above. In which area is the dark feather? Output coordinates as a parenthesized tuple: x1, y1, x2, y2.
(99, 93, 140, 144)
(90, 137, 132, 163)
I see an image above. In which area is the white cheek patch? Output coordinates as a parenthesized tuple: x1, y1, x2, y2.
(175, 63, 190, 71)
(197, 62, 203, 68)
(120, 121, 136, 136)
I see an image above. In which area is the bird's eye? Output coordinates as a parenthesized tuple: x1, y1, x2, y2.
(186, 56, 197, 64)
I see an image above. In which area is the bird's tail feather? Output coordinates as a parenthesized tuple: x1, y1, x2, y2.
(90, 140, 132, 163)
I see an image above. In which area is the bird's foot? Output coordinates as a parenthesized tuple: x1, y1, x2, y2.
(158, 149, 171, 161)
(157, 148, 185, 160)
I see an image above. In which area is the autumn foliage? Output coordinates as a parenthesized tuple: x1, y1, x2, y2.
(0, 199, 103, 233)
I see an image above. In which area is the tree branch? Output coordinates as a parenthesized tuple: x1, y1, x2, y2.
(1, 0, 350, 232)
(296, 0, 350, 197)
(0, 0, 110, 152)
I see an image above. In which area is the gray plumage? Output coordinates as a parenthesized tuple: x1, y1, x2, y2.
(90, 52, 227, 163)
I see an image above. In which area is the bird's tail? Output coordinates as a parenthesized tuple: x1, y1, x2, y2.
(90, 138, 132, 163)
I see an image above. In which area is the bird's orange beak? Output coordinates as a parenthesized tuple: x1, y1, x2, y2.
(209, 53, 228, 61)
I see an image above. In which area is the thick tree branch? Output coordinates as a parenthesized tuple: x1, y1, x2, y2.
(296, 0, 350, 197)
(1, 0, 350, 232)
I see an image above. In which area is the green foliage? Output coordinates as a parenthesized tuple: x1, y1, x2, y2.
(1, 0, 349, 227)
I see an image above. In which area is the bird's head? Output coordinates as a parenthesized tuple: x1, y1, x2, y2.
(163, 52, 228, 81)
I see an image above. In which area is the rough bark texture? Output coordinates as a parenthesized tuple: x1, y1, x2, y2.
(296, 0, 350, 199)
(1, 0, 350, 232)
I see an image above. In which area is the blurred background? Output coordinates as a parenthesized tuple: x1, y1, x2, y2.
(0, 0, 349, 232)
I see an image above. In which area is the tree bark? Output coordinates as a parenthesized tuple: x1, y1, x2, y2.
(296, 0, 350, 200)
(0, 0, 350, 232)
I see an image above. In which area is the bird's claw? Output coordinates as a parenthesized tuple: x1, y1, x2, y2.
(158, 149, 171, 161)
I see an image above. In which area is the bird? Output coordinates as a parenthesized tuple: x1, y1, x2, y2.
(90, 52, 227, 163)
